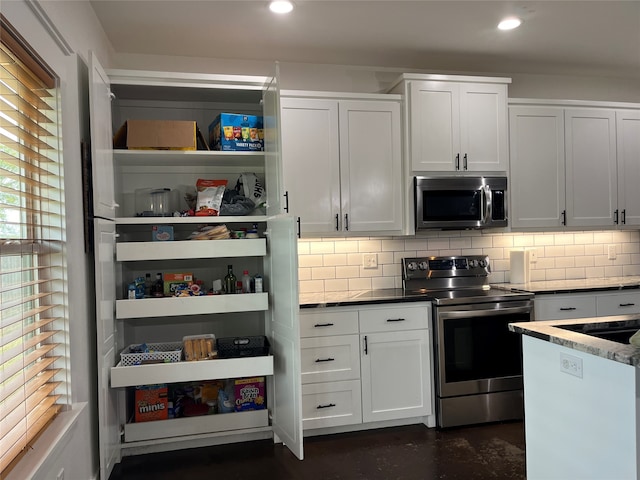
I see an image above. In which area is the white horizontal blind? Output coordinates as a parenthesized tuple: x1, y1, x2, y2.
(0, 17, 68, 477)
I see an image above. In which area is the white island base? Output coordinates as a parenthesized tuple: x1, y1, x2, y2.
(522, 335, 640, 479)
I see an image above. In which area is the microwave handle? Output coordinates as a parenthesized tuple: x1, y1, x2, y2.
(483, 185, 492, 224)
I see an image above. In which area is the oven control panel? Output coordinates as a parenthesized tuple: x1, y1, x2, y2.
(402, 255, 490, 282)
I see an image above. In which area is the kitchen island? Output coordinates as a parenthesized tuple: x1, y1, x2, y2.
(509, 316, 640, 480)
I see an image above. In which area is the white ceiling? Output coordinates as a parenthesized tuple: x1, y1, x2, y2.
(90, 0, 640, 79)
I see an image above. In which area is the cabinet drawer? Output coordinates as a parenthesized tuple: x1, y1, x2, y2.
(302, 380, 362, 430)
(300, 309, 359, 337)
(300, 335, 360, 384)
(596, 292, 640, 316)
(534, 295, 596, 320)
(359, 304, 429, 333)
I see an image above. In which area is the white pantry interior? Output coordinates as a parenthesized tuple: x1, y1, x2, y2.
(88, 54, 303, 480)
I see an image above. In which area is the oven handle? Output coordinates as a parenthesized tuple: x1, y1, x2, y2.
(438, 305, 532, 320)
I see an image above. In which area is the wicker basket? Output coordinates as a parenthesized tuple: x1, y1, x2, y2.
(120, 342, 182, 366)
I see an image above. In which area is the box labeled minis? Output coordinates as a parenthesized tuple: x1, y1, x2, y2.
(209, 113, 264, 151)
(152, 225, 174, 241)
(135, 384, 168, 422)
(163, 272, 193, 296)
(114, 119, 197, 150)
(234, 376, 266, 412)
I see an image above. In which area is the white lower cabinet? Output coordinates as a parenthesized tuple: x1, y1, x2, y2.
(300, 302, 433, 431)
(535, 290, 640, 320)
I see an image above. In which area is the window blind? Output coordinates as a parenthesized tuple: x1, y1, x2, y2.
(0, 16, 68, 476)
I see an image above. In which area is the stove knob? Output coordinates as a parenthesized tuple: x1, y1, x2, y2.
(468, 259, 478, 268)
(407, 262, 418, 271)
(479, 259, 488, 268)
(418, 261, 429, 270)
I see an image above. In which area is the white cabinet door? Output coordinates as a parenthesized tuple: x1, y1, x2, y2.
(94, 220, 120, 480)
(534, 294, 597, 321)
(410, 81, 459, 171)
(459, 83, 509, 172)
(565, 109, 617, 227)
(339, 100, 403, 233)
(509, 106, 566, 228)
(280, 97, 340, 235)
(409, 81, 508, 172)
(266, 215, 303, 460)
(360, 330, 431, 423)
(89, 52, 117, 219)
(616, 110, 640, 227)
(263, 62, 282, 217)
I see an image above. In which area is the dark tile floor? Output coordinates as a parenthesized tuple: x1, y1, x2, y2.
(109, 421, 526, 480)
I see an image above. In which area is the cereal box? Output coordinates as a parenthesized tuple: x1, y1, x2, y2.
(234, 377, 266, 412)
(209, 113, 264, 151)
(135, 384, 168, 422)
(163, 272, 193, 296)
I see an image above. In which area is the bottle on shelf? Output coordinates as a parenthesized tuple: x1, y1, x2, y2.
(151, 272, 164, 297)
(242, 270, 251, 293)
(224, 265, 237, 294)
(254, 275, 263, 293)
(144, 273, 152, 297)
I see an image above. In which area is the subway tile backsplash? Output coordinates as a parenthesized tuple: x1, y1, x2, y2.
(297, 230, 640, 293)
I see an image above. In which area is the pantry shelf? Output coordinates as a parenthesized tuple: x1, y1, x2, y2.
(115, 292, 269, 319)
(111, 354, 274, 387)
(114, 149, 265, 168)
(123, 409, 270, 443)
(116, 238, 267, 261)
(114, 216, 269, 225)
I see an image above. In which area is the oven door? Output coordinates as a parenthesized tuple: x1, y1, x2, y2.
(434, 300, 532, 398)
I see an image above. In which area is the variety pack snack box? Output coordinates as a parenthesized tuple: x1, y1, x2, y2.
(163, 272, 194, 296)
(209, 113, 264, 151)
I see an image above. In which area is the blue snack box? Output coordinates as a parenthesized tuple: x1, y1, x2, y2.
(209, 113, 264, 151)
(152, 225, 174, 241)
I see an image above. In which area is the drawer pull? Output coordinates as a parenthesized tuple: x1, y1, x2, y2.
(314, 323, 334, 328)
(386, 318, 406, 322)
(559, 307, 577, 311)
(317, 403, 336, 409)
(315, 357, 335, 363)
(619, 303, 636, 307)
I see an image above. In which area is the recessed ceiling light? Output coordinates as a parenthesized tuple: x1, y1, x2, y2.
(498, 17, 523, 30)
(269, 1, 294, 14)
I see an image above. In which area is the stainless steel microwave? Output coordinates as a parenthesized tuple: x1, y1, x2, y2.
(415, 176, 507, 230)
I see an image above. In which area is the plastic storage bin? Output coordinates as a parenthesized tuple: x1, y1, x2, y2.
(216, 336, 270, 358)
(120, 342, 183, 366)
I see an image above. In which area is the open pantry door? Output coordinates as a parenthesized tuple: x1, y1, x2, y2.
(88, 51, 117, 219)
(263, 61, 284, 216)
(266, 214, 303, 459)
(94, 219, 121, 479)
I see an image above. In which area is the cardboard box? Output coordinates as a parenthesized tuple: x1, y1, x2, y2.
(163, 272, 193, 296)
(114, 119, 197, 150)
(209, 113, 264, 151)
(135, 384, 168, 422)
(152, 225, 174, 241)
(234, 376, 266, 412)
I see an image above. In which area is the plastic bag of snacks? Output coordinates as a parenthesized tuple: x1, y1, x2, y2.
(195, 179, 227, 216)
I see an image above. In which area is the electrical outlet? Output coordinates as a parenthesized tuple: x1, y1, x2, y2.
(363, 253, 378, 269)
(528, 248, 537, 263)
(608, 244, 617, 260)
(560, 353, 583, 378)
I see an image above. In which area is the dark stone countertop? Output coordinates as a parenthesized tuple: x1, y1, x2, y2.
(509, 315, 640, 367)
(498, 276, 640, 295)
(299, 288, 432, 308)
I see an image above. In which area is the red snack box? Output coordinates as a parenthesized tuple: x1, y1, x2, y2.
(135, 384, 168, 422)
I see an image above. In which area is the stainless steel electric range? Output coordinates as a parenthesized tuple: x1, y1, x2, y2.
(402, 255, 534, 428)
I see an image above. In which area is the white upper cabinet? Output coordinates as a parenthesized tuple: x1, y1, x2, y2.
(510, 100, 640, 231)
(616, 110, 640, 227)
(280, 92, 403, 237)
(509, 106, 566, 228)
(389, 74, 510, 173)
(564, 108, 617, 228)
